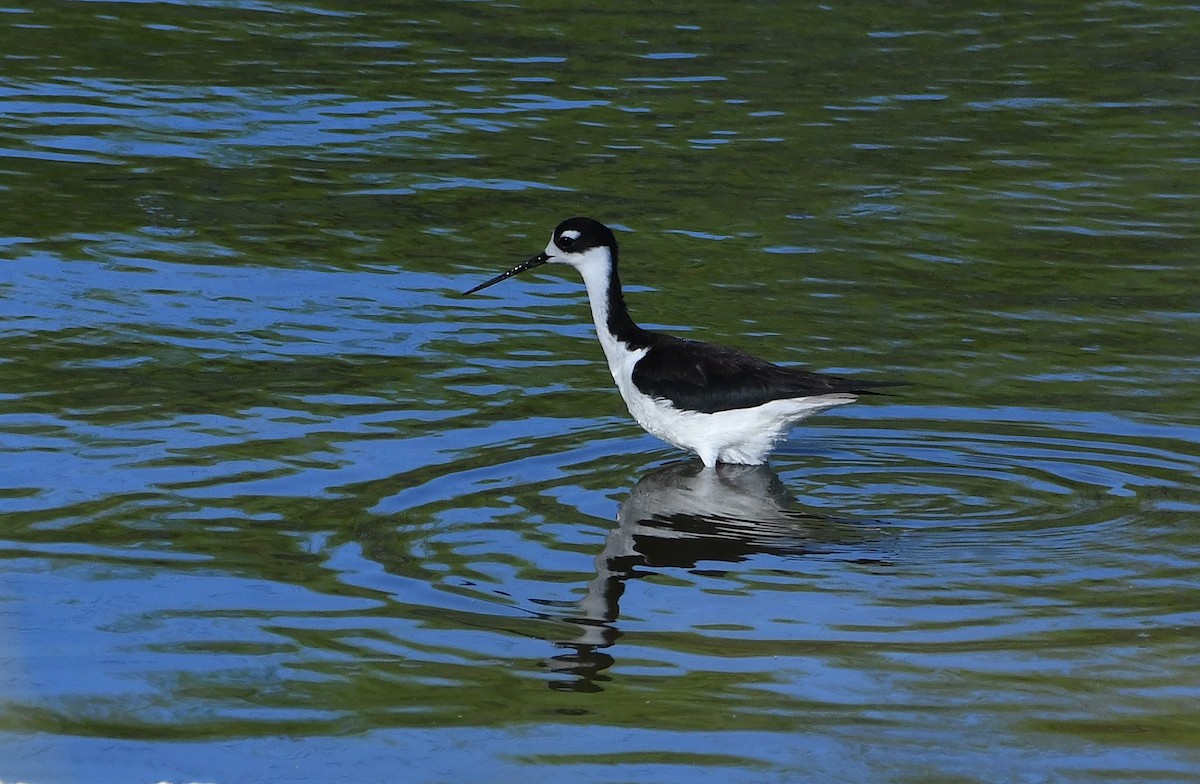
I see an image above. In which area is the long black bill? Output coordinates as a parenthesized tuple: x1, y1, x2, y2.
(460, 252, 550, 296)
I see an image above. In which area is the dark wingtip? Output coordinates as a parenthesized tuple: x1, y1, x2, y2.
(852, 379, 907, 396)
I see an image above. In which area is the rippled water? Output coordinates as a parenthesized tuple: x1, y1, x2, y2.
(2, 2, 1199, 782)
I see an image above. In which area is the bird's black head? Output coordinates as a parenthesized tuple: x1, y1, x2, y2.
(462, 216, 619, 296)
(548, 216, 618, 257)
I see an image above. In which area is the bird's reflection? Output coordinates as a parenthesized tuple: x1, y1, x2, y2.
(539, 460, 890, 692)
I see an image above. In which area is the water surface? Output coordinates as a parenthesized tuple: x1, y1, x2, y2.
(2, 1, 1199, 782)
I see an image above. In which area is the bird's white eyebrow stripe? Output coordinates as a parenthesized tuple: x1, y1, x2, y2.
(560, 229, 581, 240)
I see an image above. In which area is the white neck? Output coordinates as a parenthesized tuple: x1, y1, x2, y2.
(570, 248, 627, 367)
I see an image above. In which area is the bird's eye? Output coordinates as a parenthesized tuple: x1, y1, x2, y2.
(557, 233, 576, 249)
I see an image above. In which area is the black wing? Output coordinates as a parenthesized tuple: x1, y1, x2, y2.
(631, 334, 891, 414)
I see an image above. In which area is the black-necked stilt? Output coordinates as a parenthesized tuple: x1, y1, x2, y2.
(463, 217, 893, 468)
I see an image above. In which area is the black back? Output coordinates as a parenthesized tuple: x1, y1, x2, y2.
(631, 332, 889, 414)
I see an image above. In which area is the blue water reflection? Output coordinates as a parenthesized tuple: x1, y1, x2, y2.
(544, 460, 895, 692)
